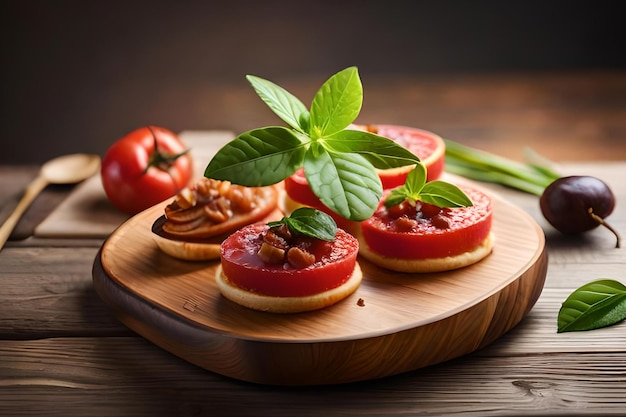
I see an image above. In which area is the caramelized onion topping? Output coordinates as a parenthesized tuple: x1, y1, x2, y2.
(256, 225, 317, 269)
(164, 178, 258, 229)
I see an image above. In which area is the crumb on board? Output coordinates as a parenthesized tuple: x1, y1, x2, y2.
(357, 298, 365, 307)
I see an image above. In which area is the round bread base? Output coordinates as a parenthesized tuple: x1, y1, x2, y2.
(277, 188, 301, 216)
(152, 234, 222, 261)
(358, 233, 495, 273)
(215, 263, 363, 313)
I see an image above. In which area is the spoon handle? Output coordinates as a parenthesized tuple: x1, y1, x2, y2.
(0, 175, 49, 251)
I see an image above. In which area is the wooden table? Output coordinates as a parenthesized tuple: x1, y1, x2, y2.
(2, 76, 626, 415)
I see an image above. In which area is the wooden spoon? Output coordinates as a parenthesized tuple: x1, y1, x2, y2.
(0, 153, 101, 250)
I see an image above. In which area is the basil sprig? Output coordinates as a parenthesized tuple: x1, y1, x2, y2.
(204, 66, 420, 221)
(384, 162, 473, 209)
(557, 279, 626, 333)
(268, 207, 337, 242)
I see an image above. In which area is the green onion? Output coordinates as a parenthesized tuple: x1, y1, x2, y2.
(444, 139, 561, 196)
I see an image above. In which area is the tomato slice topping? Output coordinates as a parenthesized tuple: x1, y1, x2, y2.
(372, 125, 445, 188)
(283, 168, 326, 210)
(360, 186, 492, 260)
(220, 224, 359, 297)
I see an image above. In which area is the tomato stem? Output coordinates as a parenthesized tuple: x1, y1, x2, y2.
(144, 126, 190, 174)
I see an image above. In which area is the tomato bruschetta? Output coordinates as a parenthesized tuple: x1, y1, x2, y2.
(357, 185, 494, 273)
(152, 178, 280, 261)
(215, 208, 362, 313)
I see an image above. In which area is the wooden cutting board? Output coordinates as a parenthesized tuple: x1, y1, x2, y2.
(92, 179, 548, 386)
(34, 130, 234, 238)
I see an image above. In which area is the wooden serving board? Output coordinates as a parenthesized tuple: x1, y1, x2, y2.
(92, 183, 547, 386)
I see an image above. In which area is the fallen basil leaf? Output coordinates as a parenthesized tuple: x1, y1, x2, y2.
(557, 279, 626, 333)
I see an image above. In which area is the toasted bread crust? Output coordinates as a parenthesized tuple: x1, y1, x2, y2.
(358, 232, 494, 273)
(153, 234, 223, 261)
(215, 263, 363, 313)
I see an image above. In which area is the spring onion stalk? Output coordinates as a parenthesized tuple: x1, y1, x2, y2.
(444, 139, 561, 196)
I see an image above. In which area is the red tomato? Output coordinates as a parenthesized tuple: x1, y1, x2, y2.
(360, 186, 493, 259)
(220, 223, 359, 297)
(101, 126, 193, 214)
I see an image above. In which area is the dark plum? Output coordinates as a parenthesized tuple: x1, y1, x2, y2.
(444, 140, 622, 247)
(540, 176, 620, 247)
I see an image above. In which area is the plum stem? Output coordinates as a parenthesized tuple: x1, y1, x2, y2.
(588, 208, 621, 249)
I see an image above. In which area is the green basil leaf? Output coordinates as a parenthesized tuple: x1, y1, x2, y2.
(310, 67, 362, 138)
(246, 75, 310, 133)
(272, 207, 337, 241)
(205, 127, 307, 186)
(298, 112, 310, 133)
(384, 188, 408, 208)
(323, 130, 420, 169)
(383, 165, 473, 209)
(557, 279, 626, 333)
(382, 164, 426, 208)
(404, 162, 427, 195)
(303, 143, 382, 221)
(420, 181, 474, 208)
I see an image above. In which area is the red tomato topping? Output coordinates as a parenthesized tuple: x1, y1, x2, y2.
(220, 224, 359, 297)
(374, 125, 445, 188)
(284, 168, 327, 210)
(360, 186, 493, 260)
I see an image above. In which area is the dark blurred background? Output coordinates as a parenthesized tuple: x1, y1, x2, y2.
(2, 0, 625, 164)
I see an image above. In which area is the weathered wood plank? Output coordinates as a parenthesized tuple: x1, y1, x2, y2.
(481, 288, 626, 354)
(0, 337, 624, 417)
(0, 247, 130, 338)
